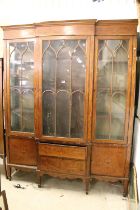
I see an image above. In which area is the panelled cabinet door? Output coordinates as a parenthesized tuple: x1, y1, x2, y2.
(94, 37, 132, 143)
(7, 40, 35, 135)
(38, 37, 90, 143)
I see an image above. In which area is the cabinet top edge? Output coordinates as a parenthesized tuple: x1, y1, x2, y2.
(1, 19, 138, 30)
(96, 19, 138, 26)
(1, 19, 97, 30)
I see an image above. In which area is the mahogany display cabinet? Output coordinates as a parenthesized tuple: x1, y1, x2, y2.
(2, 19, 137, 195)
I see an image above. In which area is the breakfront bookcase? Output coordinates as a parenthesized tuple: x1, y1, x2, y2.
(2, 19, 137, 195)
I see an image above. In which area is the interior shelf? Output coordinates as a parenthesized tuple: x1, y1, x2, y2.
(96, 87, 126, 92)
(11, 108, 34, 114)
(96, 112, 125, 118)
(96, 135, 124, 140)
(10, 86, 34, 90)
(98, 60, 128, 63)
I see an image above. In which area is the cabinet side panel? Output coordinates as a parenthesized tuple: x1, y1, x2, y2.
(0, 59, 4, 154)
(124, 36, 137, 178)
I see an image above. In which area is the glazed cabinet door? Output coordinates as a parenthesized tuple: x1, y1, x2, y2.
(38, 37, 90, 143)
(6, 40, 35, 136)
(93, 37, 132, 143)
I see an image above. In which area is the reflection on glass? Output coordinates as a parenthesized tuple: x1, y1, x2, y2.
(96, 116, 110, 139)
(22, 90, 34, 132)
(112, 93, 126, 114)
(11, 89, 21, 131)
(110, 117, 124, 139)
(10, 42, 34, 132)
(57, 47, 71, 91)
(42, 39, 86, 138)
(71, 92, 84, 138)
(96, 40, 129, 140)
(56, 91, 70, 137)
(72, 46, 85, 92)
(96, 91, 110, 114)
(65, 40, 78, 51)
(43, 92, 55, 136)
(43, 43, 56, 91)
(97, 62, 112, 89)
(113, 45, 128, 90)
(51, 40, 65, 52)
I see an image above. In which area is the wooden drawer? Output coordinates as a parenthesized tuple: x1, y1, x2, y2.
(91, 145, 126, 177)
(38, 156, 85, 175)
(38, 143, 86, 160)
(9, 138, 37, 166)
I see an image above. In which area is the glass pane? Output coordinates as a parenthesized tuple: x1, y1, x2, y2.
(106, 40, 121, 52)
(11, 112, 21, 131)
(51, 40, 64, 52)
(9, 41, 34, 132)
(110, 116, 124, 140)
(96, 91, 110, 115)
(72, 45, 86, 92)
(71, 92, 84, 138)
(112, 92, 126, 115)
(57, 47, 71, 91)
(113, 41, 128, 90)
(96, 39, 129, 140)
(22, 43, 34, 88)
(43, 92, 55, 136)
(56, 91, 70, 137)
(10, 45, 21, 87)
(43, 42, 56, 91)
(11, 89, 21, 131)
(97, 61, 112, 89)
(22, 90, 34, 132)
(16, 42, 28, 53)
(79, 40, 86, 51)
(65, 40, 78, 54)
(42, 39, 86, 138)
(96, 116, 110, 139)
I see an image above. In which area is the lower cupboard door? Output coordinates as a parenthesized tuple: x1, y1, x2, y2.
(9, 138, 37, 166)
(91, 145, 127, 177)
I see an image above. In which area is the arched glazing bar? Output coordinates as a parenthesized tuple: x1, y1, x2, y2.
(96, 39, 129, 140)
(9, 41, 34, 132)
(42, 39, 86, 138)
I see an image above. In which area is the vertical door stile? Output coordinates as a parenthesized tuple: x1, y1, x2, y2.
(87, 36, 94, 143)
(124, 36, 137, 178)
(6, 41, 10, 135)
(34, 37, 40, 139)
(69, 42, 72, 138)
(124, 37, 133, 142)
(92, 37, 98, 142)
(55, 41, 57, 137)
(38, 38, 43, 138)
